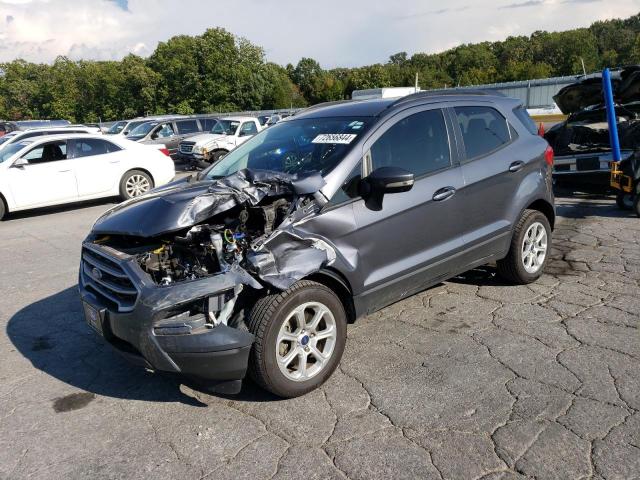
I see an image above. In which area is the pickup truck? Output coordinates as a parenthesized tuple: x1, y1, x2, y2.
(178, 116, 262, 167)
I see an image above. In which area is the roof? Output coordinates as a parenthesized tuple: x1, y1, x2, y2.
(218, 116, 257, 122)
(11, 133, 107, 144)
(294, 91, 516, 120)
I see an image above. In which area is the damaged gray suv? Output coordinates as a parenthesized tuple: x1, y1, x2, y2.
(79, 92, 555, 397)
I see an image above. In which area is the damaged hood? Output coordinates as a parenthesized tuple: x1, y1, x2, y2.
(187, 133, 228, 147)
(92, 169, 325, 237)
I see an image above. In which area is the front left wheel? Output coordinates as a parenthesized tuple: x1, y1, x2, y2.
(119, 170, 153, 200)
(247, 280, 347, 398)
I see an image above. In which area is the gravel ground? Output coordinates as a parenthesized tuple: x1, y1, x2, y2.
(0, 192, 638, 480)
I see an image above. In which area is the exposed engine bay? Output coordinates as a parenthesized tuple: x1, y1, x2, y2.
(89, 169, 335, 291)
(545, 66, 640, 156)
(134, 198, 292, 285)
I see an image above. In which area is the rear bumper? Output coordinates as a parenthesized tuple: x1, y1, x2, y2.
(78, 244, 254, 389)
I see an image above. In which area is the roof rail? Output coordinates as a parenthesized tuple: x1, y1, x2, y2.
(292, 99, 356, 116)
(387, 89, 504, 109)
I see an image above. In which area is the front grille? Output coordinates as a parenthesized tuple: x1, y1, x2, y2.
(81, 246, 138, 312)
(179, 141, 195, 154)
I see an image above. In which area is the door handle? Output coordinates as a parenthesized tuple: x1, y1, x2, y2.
(433, 187, 456, 202)
(509, 161, 525, 173)
(109, 160, 120, 164)
(58, 169, 71, 173)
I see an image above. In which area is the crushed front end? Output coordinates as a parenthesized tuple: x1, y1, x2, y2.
(78, 169, 333, 393)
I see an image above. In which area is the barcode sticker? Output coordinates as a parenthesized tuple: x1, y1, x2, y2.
(312, 134, 357, 144)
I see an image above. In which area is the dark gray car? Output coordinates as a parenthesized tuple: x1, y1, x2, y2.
(79, 92, 555, 398)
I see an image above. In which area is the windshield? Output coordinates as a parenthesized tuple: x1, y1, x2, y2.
(0, 140, 31, 163)
(0, 133, 16, 146)
(127, 122, 157, 139)
(204, 116, 370, 179)
(106, 121, 127, 135)
(211, 120, 240, 135)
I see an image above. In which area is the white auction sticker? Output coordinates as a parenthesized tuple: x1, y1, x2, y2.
(312, 134, 357, 144)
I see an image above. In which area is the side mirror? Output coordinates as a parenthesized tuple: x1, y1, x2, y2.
(359, 166, 414, 211)
(12, 157, 28, 168)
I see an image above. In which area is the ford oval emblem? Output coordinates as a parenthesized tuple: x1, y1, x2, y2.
(91, 267, 103, 281)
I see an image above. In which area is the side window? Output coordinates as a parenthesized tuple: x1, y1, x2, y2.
(330, 161, 362, 205)
(152, 123, 175, 139)
(22, 141, 67, 164)
(454, 106, 511, 159)
(175, 120, 199, 134)
(201, 118, 217, 131)
(239, 121, 258, 137)
(513, 106, 538, 135)
(370, 109, 451, 176)
(72, 139, 120, 158)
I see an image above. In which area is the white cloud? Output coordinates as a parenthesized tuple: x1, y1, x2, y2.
(0, 0, 638, 67)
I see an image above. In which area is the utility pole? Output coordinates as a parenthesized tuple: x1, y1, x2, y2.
(415, 72, 419, 91)
(580, 57, 587, 76)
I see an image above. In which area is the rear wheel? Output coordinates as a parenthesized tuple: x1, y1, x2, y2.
(633, 194, 640, 218)
(497, 209, 551, 284)
(0, 197, 5, 220)
(247, 280, 347, 398)
(119, 170, 153, 200)
(616, 192, 633, 210)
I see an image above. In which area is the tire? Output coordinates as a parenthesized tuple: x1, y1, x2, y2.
(247, 280, 347, 398)
(616, 192, 633, 210)
(497, 209, 552, 285)
(119, 170, 154, 201)
(633, 195, 640, 218)
(0, 197, 5, 221)
(211, 150, 227, 164)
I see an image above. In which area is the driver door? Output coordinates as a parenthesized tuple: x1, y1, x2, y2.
(304, 107, 467, 314)
(237, 121, 258, 146)
(148, 122, 178, 154)
(7, 140, 78, 208)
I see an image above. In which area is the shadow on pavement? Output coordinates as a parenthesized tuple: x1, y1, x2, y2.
(6, 286, 278, 405)
(448, 265, 510, 287)
(555, 193, 636, 220)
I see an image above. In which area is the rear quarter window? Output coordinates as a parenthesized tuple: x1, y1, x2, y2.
(513, 106, 538, 135)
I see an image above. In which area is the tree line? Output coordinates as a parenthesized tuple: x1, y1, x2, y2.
(2, 13, 640, 122)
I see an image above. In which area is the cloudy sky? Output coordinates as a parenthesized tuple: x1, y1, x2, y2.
(0, 0, 638, 67)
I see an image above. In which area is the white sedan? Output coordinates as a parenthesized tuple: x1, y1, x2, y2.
(0, 134, 175, 220)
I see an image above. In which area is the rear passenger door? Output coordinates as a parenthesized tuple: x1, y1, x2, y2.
(350, 106, 466, 311)
(70, 138, 123, 197)
(451, 104, 524, 259)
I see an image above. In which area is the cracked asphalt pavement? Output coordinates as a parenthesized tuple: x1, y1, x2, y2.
(1, 193, 639, 480)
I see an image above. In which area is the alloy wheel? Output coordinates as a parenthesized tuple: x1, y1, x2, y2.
(125, 174, 150, 198)
(275, 302, 337, 382)
(521, 221, 548, 274)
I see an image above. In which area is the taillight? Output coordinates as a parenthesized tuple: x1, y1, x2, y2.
(159, 148, 170, 157)
(544, 146, 554, 166)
